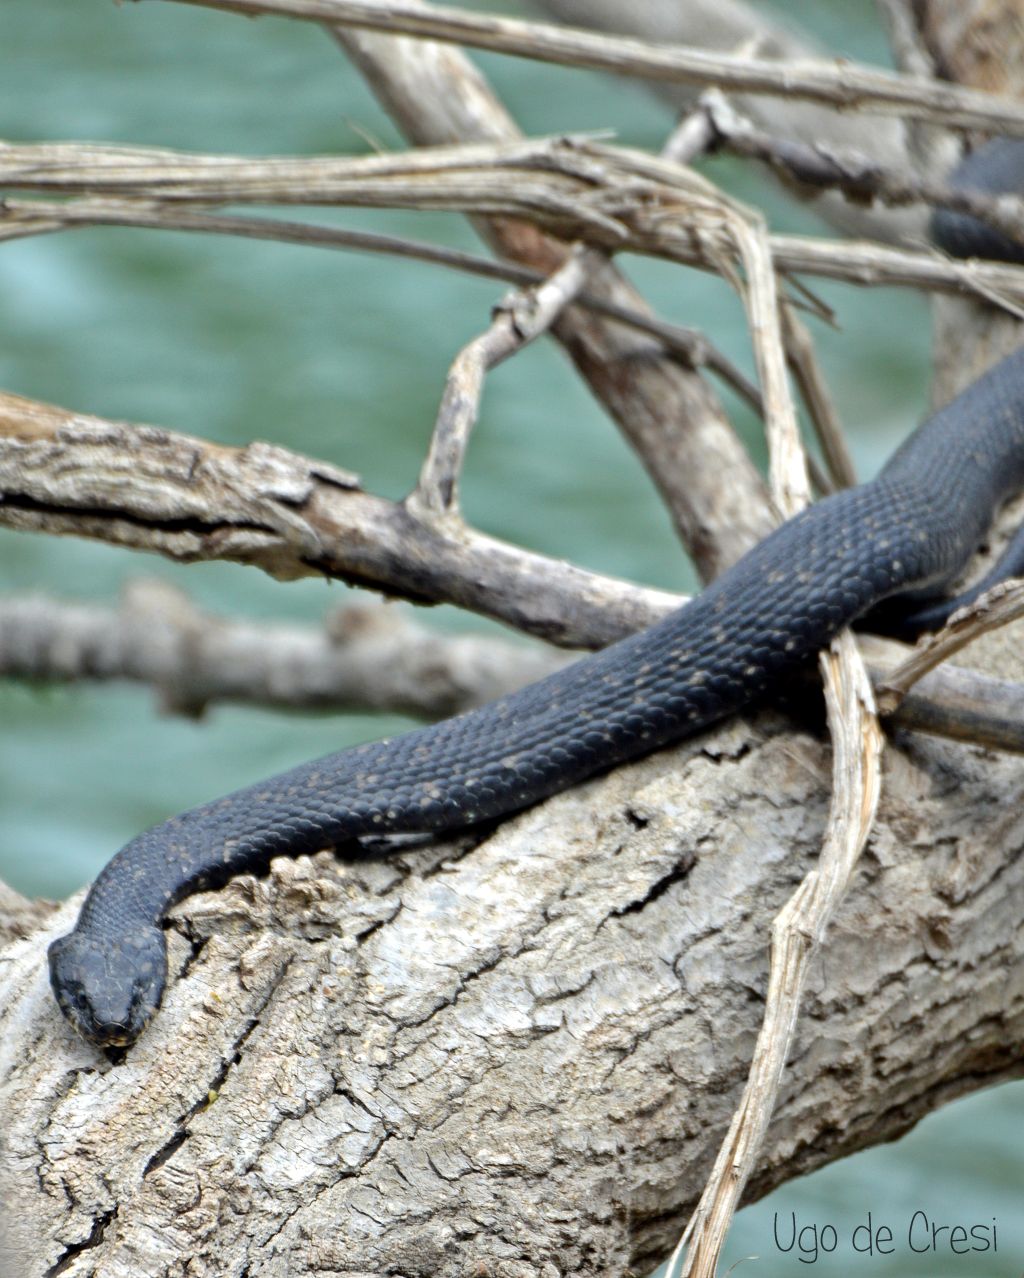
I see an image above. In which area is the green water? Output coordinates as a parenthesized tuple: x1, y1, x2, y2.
(2, 1, 1020, 1272)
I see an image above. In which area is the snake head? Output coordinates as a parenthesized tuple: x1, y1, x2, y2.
(48, 926, 167, 1049)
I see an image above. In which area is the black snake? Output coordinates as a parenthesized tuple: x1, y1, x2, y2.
(48, 140, 1024, 1049)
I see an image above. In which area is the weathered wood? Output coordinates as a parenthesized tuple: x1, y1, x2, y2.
(3, 713, 1024, 1277)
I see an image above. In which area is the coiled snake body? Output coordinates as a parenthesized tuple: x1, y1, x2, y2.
(49, 143, 1024, 1048)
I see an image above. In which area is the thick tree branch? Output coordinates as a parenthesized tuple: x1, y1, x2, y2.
(4, 715, 1024, 1276)
(2, 584, 1023, 753)
(0, 389, 676, 648)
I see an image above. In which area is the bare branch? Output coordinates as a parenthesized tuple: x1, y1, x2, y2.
(0, 390, 675, 648)
(152, 0, 1024, 135)
(781, 303, 856, 491)
(876, 579, 1024, 712)
(327, 23, 774, 582)
(671, 210, 883, 1275)
(6, 142, 1024, 313)
(0, 198, 758, 408)
(410, 244, 594, 521)
(700, 90, 1024, 252)
(2, 582, 1023, 754)
(533, 0, 923, 244)
(0, 583, 570, 719)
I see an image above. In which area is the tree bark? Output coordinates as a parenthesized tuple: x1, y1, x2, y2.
(2, 712, 1024, 1278)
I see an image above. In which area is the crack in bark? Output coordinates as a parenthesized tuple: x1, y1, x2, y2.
(607, 850, 699, 920)
(0, 490, 276, 545)
(43, 1207, 117, 1278)
(142, 955, 294, 1182)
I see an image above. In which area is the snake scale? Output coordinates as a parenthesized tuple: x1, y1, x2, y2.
(48, 139, 1024, 1049)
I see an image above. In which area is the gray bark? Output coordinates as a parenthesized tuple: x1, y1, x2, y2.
(6, 392, 1019, 1274)
(2, 715, 1024, 1277)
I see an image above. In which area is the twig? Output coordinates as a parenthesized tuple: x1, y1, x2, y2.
(410, 244, 595, 521)
(661, 105, 717, 167)
(780, 303, 856, 491)
(328, 25, 775, 582)
(671, 191, 883, 1278)
(7, 141, 1024, 313)
(0, 197, 757, 404)
(875, 0, 937, 80)
(0, 133, 777, 580)
(700, 91, 1024, 251)
(673, 640, 883, 1278)
(876, 578, 1024, 714)
(147, 0, 1024, 136)
(0, 583, 570, 719)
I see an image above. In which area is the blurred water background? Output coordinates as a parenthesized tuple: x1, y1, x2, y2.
(2, 1, 1021, 1272)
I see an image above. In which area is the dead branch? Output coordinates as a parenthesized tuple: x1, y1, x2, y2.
(0, 583, 571, 720)
(8, 142, 1024, 314)
(154, 0, 1024, 136)
(0, 389, 675, 649)
(0, 199, 759, 410)
(877, 579, 1024, 711)
(697, 90, 1024, 252)
(1, 582, 1023, 754)
(409, 244, 595, 522)
(532, 0, 924, 244)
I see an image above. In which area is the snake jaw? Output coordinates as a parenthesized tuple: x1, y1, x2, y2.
(48, 926, 167, 1048)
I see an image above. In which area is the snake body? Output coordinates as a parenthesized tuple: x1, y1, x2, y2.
(49, 143, 1024, 1048)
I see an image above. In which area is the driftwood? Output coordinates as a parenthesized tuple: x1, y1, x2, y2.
(3, 2, 1024, 1277)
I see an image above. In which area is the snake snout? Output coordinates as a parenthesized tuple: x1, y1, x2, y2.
(48, 926, 167, 1048)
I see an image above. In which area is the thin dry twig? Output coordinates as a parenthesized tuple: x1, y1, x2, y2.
(410, 244, 596, 521)
(876, 578, 1024, 714)
(780, 302, 856, 491)
(7, 141, 1024, 316)
(150, 0, 1024, 136)
(669, 200, 883, 1278)
(0, 197, 759, 403)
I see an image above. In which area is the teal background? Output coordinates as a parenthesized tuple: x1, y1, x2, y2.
(1, 1, 1020, 1272)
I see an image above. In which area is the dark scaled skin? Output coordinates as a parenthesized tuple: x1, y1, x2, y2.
(49, 140, 1024, 1049)
(931, 137, 1024, 265)
(49, 347, 1024, 1048)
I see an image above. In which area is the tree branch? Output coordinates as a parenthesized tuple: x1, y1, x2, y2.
(0, 583, 570, 719)
(0, 389, 675, 648)
(152, 0, 1024, 135)
(302, 23, 781, 579)
(5, 712, 1024, 1275)
(2, 583, 1023, 753)
(7, 142, 1024, 313)
(532, 0, 924, 244)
